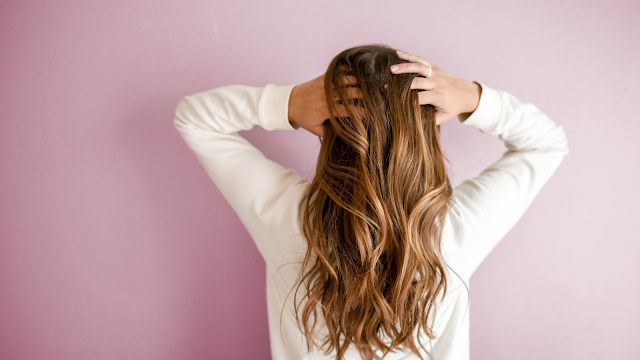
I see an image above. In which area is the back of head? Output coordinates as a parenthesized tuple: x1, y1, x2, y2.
(294, 44, 453, 360)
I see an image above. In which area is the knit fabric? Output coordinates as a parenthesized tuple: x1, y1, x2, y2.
(174, 82, 569, 359)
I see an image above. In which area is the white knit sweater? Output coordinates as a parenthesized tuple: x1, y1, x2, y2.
(174, 82, 569, 360)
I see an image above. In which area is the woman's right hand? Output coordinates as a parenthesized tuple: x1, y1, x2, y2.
(390, 50, 482, 125)
(288, 74, 361, 137)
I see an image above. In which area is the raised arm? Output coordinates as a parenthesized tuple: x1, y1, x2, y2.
(389, 51, 568, 280)
(441, 82, 570, 280)
(173, 84, 309, 266)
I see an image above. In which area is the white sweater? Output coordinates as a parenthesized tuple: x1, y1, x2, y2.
(174, 82, 569, 360)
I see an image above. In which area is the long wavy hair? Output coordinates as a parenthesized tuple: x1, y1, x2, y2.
(292, 44, 454, 360)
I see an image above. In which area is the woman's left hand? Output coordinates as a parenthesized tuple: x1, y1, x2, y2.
(391, 50, 481, 125)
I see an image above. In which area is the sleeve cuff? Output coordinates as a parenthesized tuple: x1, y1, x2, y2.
(261, 84, 296, 131)
(460, 81, 504, 133)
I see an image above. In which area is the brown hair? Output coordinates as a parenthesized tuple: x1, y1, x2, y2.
(293, 44, 453, 360)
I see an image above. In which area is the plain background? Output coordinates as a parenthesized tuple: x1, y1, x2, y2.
(1, 0, 638, 359)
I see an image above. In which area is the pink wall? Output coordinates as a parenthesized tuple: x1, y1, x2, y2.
(1, 0, 638, 359)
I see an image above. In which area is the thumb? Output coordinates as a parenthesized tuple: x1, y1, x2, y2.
(308, 122, 326, 137)
(435, 112, 453, 126)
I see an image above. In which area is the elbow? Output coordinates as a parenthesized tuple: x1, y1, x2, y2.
(539, 123, 569, 158)
(173, 96, 195, 131)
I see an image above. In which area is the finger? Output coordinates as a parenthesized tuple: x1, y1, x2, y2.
(409, 77, 435, 91)
(333, 103, 351, 117)
(390, 62, 433, 78)
(396, 50, 432, 67)
(309, 123, 325, 137)
(330, 76, 358, 90)
(435, 113, 451, 126)
(331, 102, 367, 120)
(336, 75, 358, 87)
(336, 87, 364, 100)
(417, 90, 438, 106)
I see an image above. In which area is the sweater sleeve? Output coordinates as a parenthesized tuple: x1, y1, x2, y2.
(441, 82, 569, 281)
(173, 84, 309, 267)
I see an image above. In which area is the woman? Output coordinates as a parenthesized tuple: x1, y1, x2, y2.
(174, 44, 569, 360)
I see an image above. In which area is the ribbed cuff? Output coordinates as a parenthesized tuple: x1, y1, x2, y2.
(261, 84, 296, 131)
(460, 81, 503, 133)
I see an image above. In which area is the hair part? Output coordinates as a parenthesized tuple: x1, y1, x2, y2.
(291, 44, 454, 360)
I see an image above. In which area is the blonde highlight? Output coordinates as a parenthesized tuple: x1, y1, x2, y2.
(292, 44, 454, 360)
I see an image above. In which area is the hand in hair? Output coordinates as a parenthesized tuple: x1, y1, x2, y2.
(288, 73, 362, 137)
(391, 50, 481, 125)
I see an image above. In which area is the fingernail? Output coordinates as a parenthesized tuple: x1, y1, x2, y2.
(390, 65, 399, 72)
(396, 50, 403, 54)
